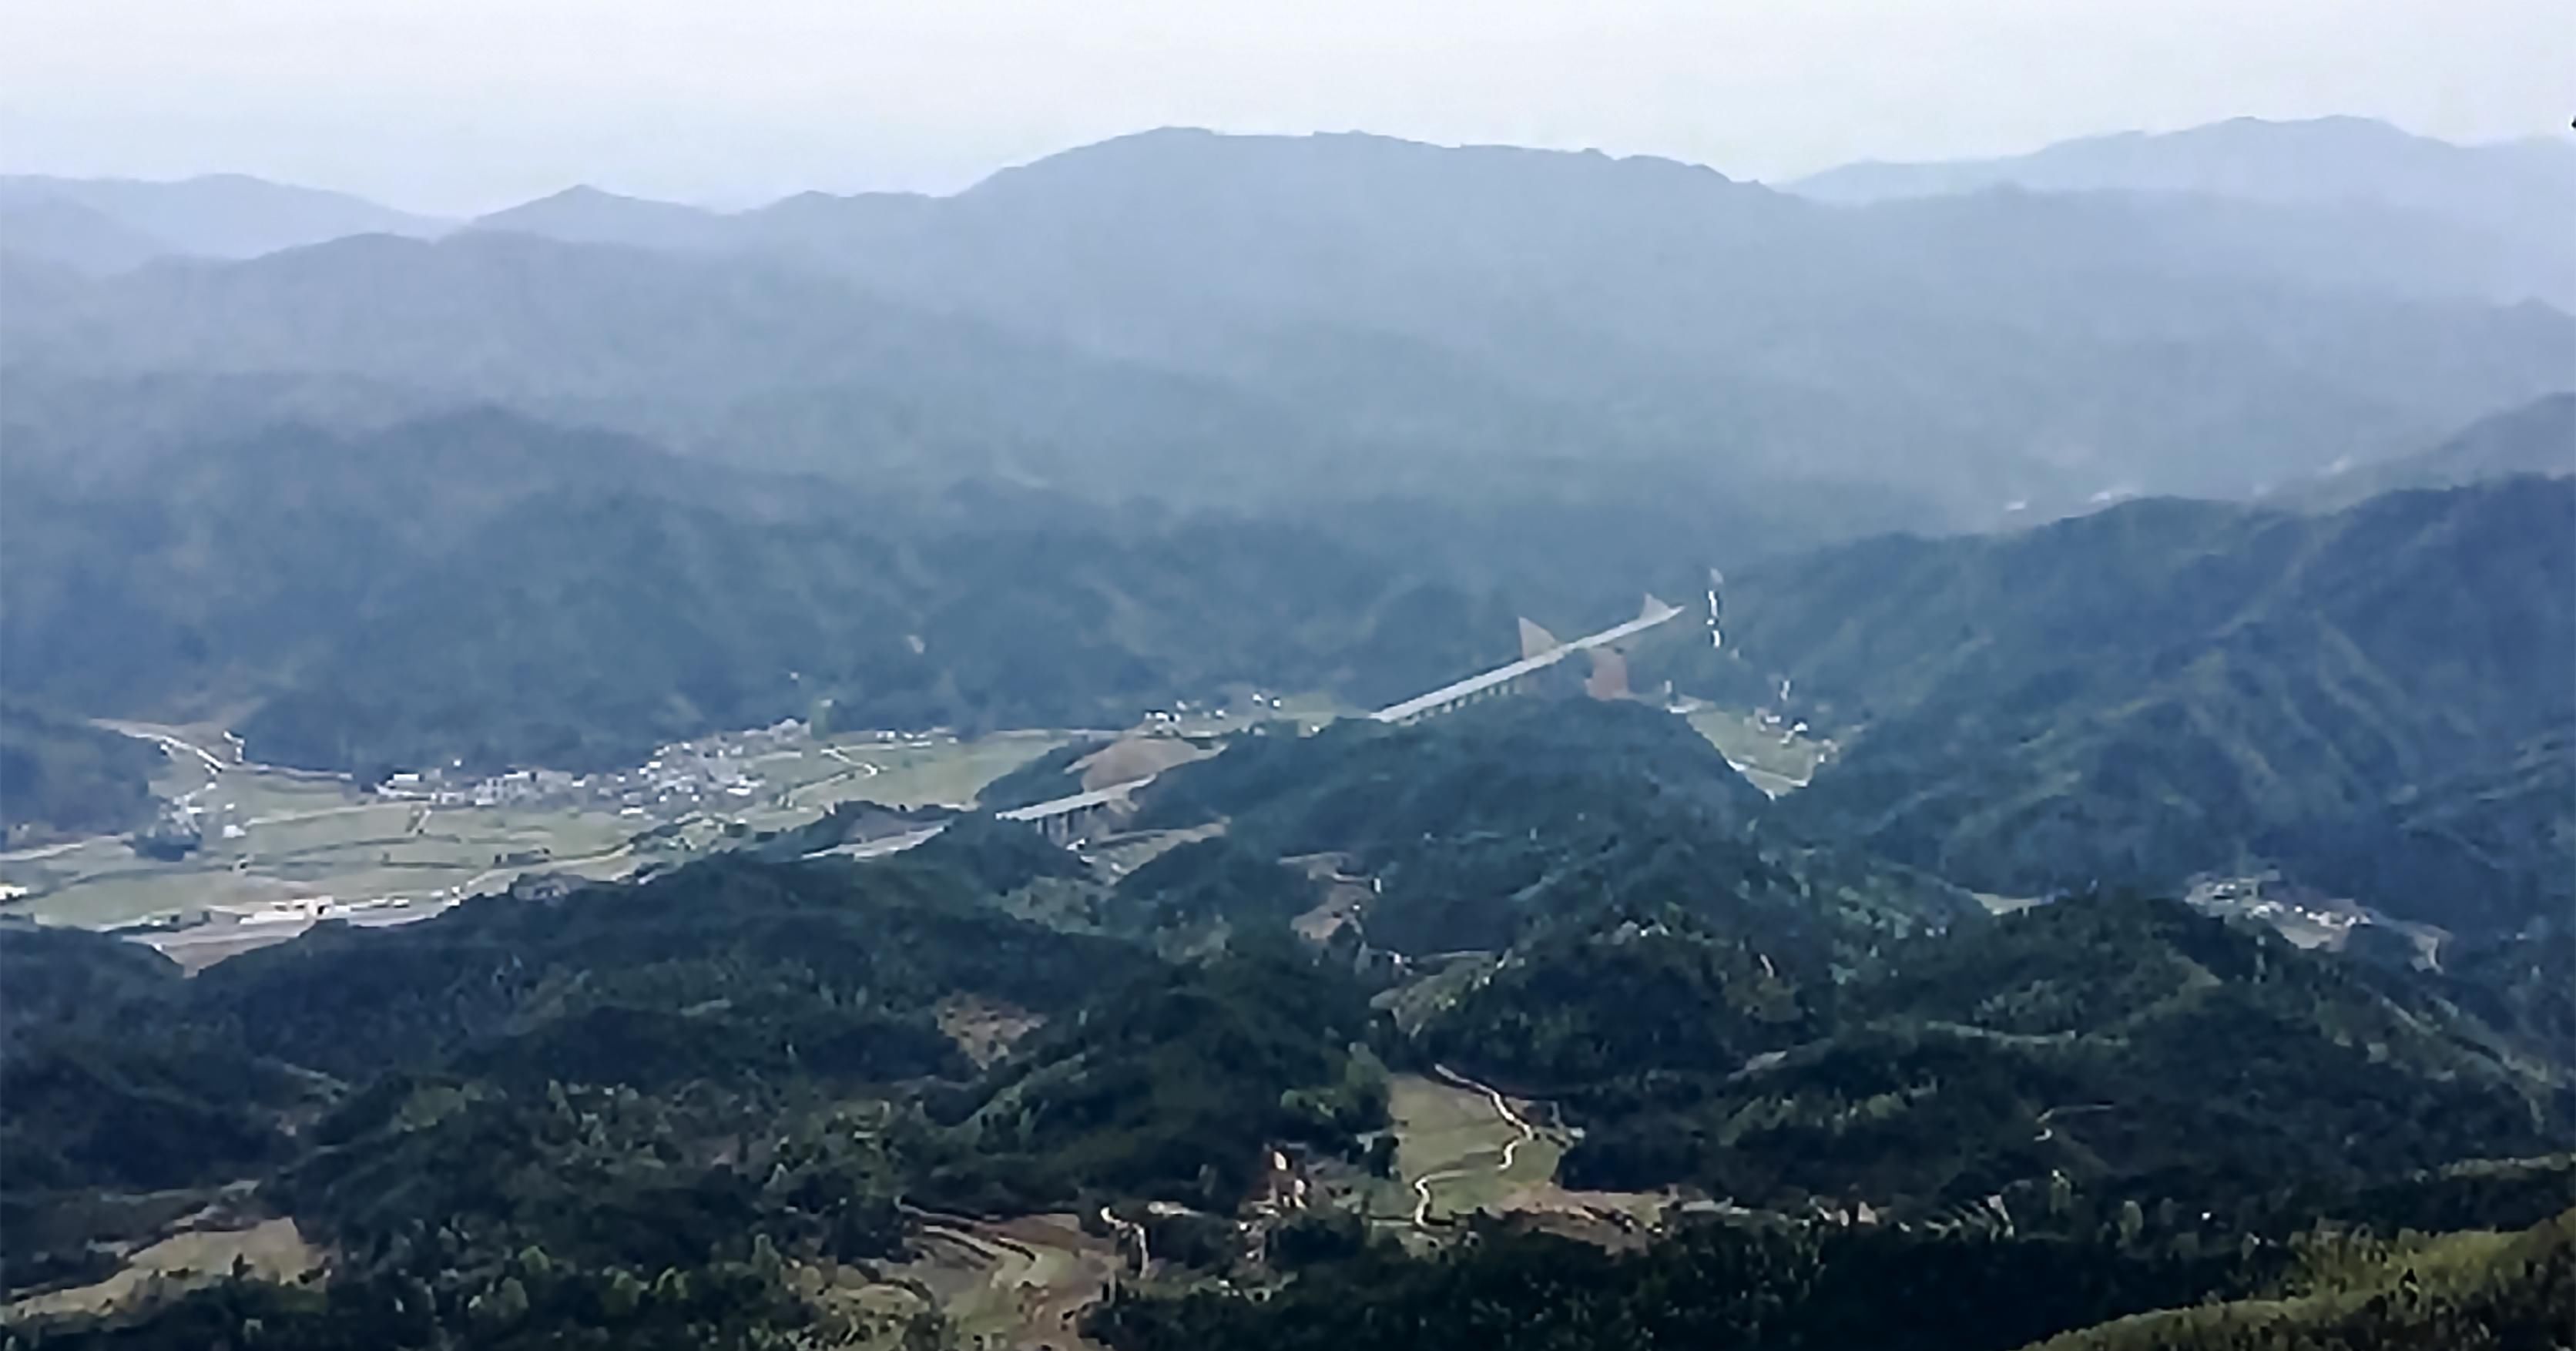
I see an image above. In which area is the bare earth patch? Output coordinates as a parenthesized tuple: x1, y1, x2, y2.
(1286, 854, 1373, 943)
(5, 1218, 323, 1323)
(890, 1212, 1119, 1350)
(1075, 736, 1213, 791)
(935, 993, 1047, 1068)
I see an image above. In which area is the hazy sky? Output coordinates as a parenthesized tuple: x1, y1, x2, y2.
(3, 0, 2567, 215)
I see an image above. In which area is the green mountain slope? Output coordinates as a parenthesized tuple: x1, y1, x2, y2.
(1090, 1205, 2573, 1351)
(175, 854, 1149, 1083)
(0, 700, 164, 846)
(1, 410, 1519, 773)
(1646, 477, 2574, 931)
(1134, 699, 1981, 959)
(927, 950, 1387, 1210)
(2029, 1207, 2576, 1351)
(2278, 391, 2574, 512)
(1553, 896, 2564, 1222)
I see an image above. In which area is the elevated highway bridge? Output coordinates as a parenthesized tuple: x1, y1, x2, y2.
(1367, 595, 1684, 725)
(954, 595, 1689, 843)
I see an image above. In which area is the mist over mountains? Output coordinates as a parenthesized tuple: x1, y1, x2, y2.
(5, 115, 2570, 847)
(6, 119, 2570, 528)
(0, 173, 448, 261)
(1791, 115, 2574, 234)
(2, 111, 2573, 1350)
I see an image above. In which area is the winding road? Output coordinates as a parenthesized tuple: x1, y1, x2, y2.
(1410, 1065, 1540, 1228)
(2032, 1102, 2117, 1143)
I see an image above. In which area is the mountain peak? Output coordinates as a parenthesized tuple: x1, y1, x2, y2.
(469, 185, 729, 250)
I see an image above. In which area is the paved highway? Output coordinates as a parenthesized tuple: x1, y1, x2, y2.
(1370, 599, 1684, 725)
(993, 774, 1157, 823)
(827, 605, 1690, 862)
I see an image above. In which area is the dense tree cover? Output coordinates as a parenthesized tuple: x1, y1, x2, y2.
(0, 933, 314, 1291)
(279, 1077, 913, 1273)
(1139, 699, 1768, 842)
(0, 409, 1518, 775)
(2277, 393, 2574, 512)
(895, 810, 1092, 894)
(1088, 1207, 2576, 1351)
(174, 854, 1147, 1081)
(1088, 1215, 2266, 1351)
(1135, 699, 1979, 960)
(2274, 728, 2575, 937)
(5, 718, 2565, 1347)
(924, 949, 1390, 1212)
(0, 843, 1377, 1343)
(1545, 897, 2566, 1225)
(0, 1038, 306, 1195)
(2439, 931, 2576, 1068)
(2238, 1158, 2576, 1242)
(0, 699, 163, 845)
(1642, 477, 2576, 934)
(0, 923, 184, 1042)
(1417, 907, 1821, 1092)
(5, 1070, 932, 1338)
(1104, 836, 1321, 935)
(0, 845, 1149, 1296)
(5, 1260, 832, 1351)
(2028, 1208, 2576, 1350)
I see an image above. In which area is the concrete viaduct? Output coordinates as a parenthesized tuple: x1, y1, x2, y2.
(819, 594, 1689, 856)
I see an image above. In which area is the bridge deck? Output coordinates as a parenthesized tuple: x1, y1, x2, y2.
(1367, 649, 1568, 724)
(837, 601, 1681, 850)
(1368, 601, 1682, 724)
(995, 773, 1157, 822)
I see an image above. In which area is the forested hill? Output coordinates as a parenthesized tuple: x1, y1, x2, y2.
(0, 408, 1521, 776)
(8, 116, 2575, 1351)
(1132, 698, 1981, 958)
(6, 737, 2567, 1348)
(0, 700, 163, 846)
(1644, 475, 2576, 932)
(2277, 391, 2574, 511)
(1422, 889, 2566, 1225)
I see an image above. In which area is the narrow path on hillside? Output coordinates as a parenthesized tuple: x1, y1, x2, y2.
(2033, 1102, 2118, 1142)
(1410, 1064, 1541, 1228)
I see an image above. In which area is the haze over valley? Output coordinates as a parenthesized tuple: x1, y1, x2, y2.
(1, 25, 2571, 1348)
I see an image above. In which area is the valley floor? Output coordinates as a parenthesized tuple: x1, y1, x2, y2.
(0, 722, 1069, 954)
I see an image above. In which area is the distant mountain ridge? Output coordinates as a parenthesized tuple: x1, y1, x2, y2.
(12, 128, 2571, 527)
(1790, 116, 2574, 219)
(468, 185, 735, 252)
(454, 121, 2576, 311)
(0, 173, 449, 263)
(0, 196, 171, 275)
(1790, 117, 2576, 308)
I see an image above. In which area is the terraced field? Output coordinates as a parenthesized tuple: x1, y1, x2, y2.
(888, 1212, 1119, 1350)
